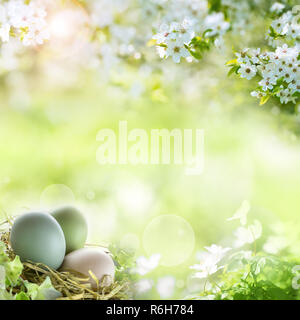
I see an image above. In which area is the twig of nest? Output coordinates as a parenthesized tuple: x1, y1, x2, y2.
(22, 261, 129, 300)
(0, 221, 130, 300)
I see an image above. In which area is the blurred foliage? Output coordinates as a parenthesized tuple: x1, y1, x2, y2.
(0, 0, 299, 300)
(193, 254, 300, 300)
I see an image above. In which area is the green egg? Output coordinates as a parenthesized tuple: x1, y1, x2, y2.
(10, 212, 66, 270)
(51, 206, 88, 254)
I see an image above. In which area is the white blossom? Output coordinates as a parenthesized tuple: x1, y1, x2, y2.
(151, 0, 230, 63)
(238, 64, 257, 80)
(165, 39, 190, 63)
(203, 12, 229, 37)
(233, 220, 262, 248)
(134, 254, 161, 275)
(270, 2, 285, 14)
(0, 0, 49, 46)
(153, 19, 194, 63)
(233, 9, 299, 105)
(191, 245, 231, 279)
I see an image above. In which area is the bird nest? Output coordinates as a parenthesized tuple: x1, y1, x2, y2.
(0, 219, 130, 300)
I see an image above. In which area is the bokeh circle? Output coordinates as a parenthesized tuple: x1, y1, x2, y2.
(40, 184, 75, 208)
(143, 215, 195, 267)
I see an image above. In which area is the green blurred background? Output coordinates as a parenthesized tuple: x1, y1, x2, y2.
(0, 12, 300, 299)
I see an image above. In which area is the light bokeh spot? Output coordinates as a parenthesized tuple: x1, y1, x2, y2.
(116, 181, 154, 217)
(120, 233, 140, 254)
(143, 215, 195, 267)
(40, 184, 75, 208)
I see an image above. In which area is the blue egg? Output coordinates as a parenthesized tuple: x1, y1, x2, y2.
(10, 212, 66, 270)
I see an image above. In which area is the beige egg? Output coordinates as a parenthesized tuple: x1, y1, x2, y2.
(60, 247, 115, 289)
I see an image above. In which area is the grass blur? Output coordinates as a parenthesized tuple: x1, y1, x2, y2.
(0, 23, 300, 299)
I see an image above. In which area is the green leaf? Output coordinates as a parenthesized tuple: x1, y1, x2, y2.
(227, 65, 240, 77)
(226, 59, 238, 66)
(0, 288, 14, 300)
(189, 49, 203, 60)
(147, 39, 157, 47)
(15, 292, 30, 300)
(24, 282, 40, 300)
(0, 242, 10, 265)
(25, 277, 61, 300)
(202, 28, 213, 38)
(0, 241, 23, 287)
(259, 95, 270, 105)
(266, 286, 292, 300)
(5, 255, 23, 286)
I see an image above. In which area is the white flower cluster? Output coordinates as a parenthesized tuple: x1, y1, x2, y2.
(204, 12, 230, 38)
(153, 19, 195, 63)
(89, 0, 130, 29)
(0, 0, 49, 46)
(221, 0, 292, 36)
(270, 2, 285, 15)
(231, 8, 300, 105)
(268, 8, 300, 47)
(141, 0, 208, 27)
(151, 0, 230, 63)
(87, 0, 139, 70)
(236, 44, 300, 104)
(190, 245, 231, 279)
(221, 0, 252, 35)
(134, 254, 161, 276)
(190, 200, 263, 282)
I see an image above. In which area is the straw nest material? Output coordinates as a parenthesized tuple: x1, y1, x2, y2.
(0, 219, 130, 300)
